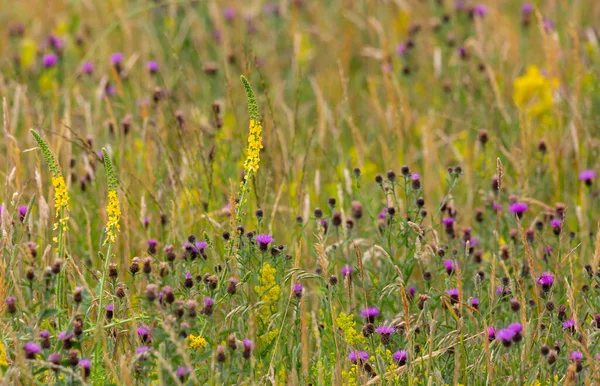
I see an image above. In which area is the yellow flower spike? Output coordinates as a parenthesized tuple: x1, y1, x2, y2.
(513, 65, 558, 118)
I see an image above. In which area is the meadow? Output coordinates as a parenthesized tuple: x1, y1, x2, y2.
(1, 0, 600, 384)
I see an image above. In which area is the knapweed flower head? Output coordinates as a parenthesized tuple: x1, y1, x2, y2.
(195, 240, 208, 250)
(377, 207, 388, 219)
(443, 259, 456, 274)
(203, 297, 215, 307)
(393, 350, 407, 365)
(255, 233, 273, 245)
(102, 149, 120, 245)
(341, 265, 352, 278)
(240, 76, 263, 177)
(508, 323, 523, 334)
(137, 325, 151, 338)
(82, 61, 93, 74)
(223, 7, 236, 21)
(242, 338, 255, 351)
(442, 217, 454, 225)
(471, 298, 480, 308)
(522, 3, 534, 15)
(58, 331, 74, 341)
(487, 326, 496, 340)
(579, 170, 595, 184)
(42, 53, 58, 68)
(513, 66, 558, 117)
(536, 272, 554, 289)
(446, 288, 459, 297)
(361, 307, 380, 322)
(24, 342, 41, 358)
(176, 366, 191, 378)
(563, 319, 575, 331)
(509, 202, 528, 214)
(79, 358, 91, 369)
(496, 328, 516, 344)
(147, 61, 159, 73)
(136, 346, 151, 355)
(396, 43, 407, 56)
(348, 350, 368, 363)
(473, 4, 487, 17)
(375, 326, 395, 334)
(110, 52, 124, 66)
(570, 351, 583, 361)
(550, 219, 561, 228)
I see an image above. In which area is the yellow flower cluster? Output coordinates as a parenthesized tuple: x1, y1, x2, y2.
(104, 190, 121, 245)
(258, 329, 279, 347)
(336, 312, 366, 346)
(254, 263, 280, 303)
(188, 334, 207, 350)
(52, 175, 69, 217)
(0, 341, 7, 367)
(341, 363, 359, 385)
(513, 65, 558, 117)
(243, 119, 263, 177)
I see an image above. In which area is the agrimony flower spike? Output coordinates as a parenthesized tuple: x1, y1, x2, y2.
(102, 148, 120, 245)
(30, 129, 69, 223)
(240, 75, 263, 178)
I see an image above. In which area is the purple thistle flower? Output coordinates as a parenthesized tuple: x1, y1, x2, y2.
(550, 219, 561, 228)
(473, 4, 488, 17)
(570, 351, 583, 361)
(147, 239, 158, 254)
(223, 7, 236, 21)
(48, 35, 64, 51)
(176, 366, 191, 378)
(203, 297, 215, 307)
(82, 61, 94, 74)
(242, 339, 255, 351)
(255, 234, 274, 245)
(443, 259, 456, 275)
(58, 331, 74, 341)
(341, 265, 352, 278)
(185, 271, 192, 280)
(543, 19, 554, 31)
(496, 328, 516, 345)
(195, 241, 208, 250)
(106, 303, 114, 312)
(110, 52, 124, 66)
(411, 173, 420, 180)
(536, 272, 554, 290)
(105, 84, 116, 97)
(487, 326, 495, 341)
(508, 323, 523, 334)
(147, 61, 159, 73)
(522, 3, 534, 15)
(471, 298, 480, 308)
(407, 287, 416, 297)
(361, 307, 380, 323)
(543, 245, 554, 255)
(580, 170, 595, 181)
(468, 237, 479, 247)
(446, 288, 459, 297)
(136, 346, 152, 355)
(137, 325, 151, 342)
(509, 202, 528, 214)
(18, 205, 27, 220)
(348, 350, 369, 363)
(563, 319, 575, 331)
(48, 352, 61, 364)
(79, 358, 91, 369)
(442, 217, 454, 225)
(40, 330, 50, 339)
(24, 342, 41, 359)
(378, 207, 388, 219)
(396, 43, 407, 56)
(42, 53, 58, 68)
(393, 350, 407, 366)
(375, 326, 395, 334)
(293, 284, 303, 298)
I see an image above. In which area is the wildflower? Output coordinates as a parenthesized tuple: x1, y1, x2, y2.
(147, 61, 159, 74)
(361, 307, 380, 323)
(24, 342, 41, 359)
(188, 334, 207, 350)
(393, 350, 407, 366)
(508, 323, 523, 342)
(376, 326, 395, 345)
(411, 173, 421, 189)
(18, 205, 27, 222)
(496, 329, 516, 347)
(443, 259, 456, 275)
(177, 366, 191, 381)
(5, 296, 16, 314)
(102, 149, 120, 245)
(348, 351, 369, 364)
(48, 352, 61, 366)
(337, 313, 366, 345)
(513, 66, 558, 117)
(242, 339, 254, 359)
(40, 330, 50, 349)
(396, 43, 407, 56)
(58, 331, 74, 349)
(256, 233, 273, 251)
(203, 297, 214, 316)
(509, 202, 528, 218)
(106, 303, 114, 320)
(442, 217, 454, 225)
(79, 358, 91, 378)
(136, 346, 151, 356)
(446, 288, 459, 303)
(137, 325, 151, 343)
(470, 298, 480, 309)
(570, 351, 583, 361)
(110, 52, 124, 67)
(579, 170, 595, 186)
(216, 345, 226, 362)
(473, 4, 487, 17)
(82, 61, 93, 74)
(223, 7, 236, 21)
(241, 76, 263, 178)
(254, 263, 280, 321)
(42, 53, 58, 68)
(293, 283, 303, 298)
(536, 272, 554, 292)
(487, 326, 495, 341)
(522, 3, 533, 15)
(550, 219, 561, 230)
(563, 319, 575, 332)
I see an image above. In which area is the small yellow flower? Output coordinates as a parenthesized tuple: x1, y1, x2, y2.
(513, 65, 558, 117)
(187, 334, 207, 350)
(243, 119, 263, 176)
(0, 341, 8, 367)
(336, 312, 366, 346)
(52, 175, 69, 217)
(104, 190, 121, 245)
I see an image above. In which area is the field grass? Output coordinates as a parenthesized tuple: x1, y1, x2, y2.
(1, 0, 600, 384)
